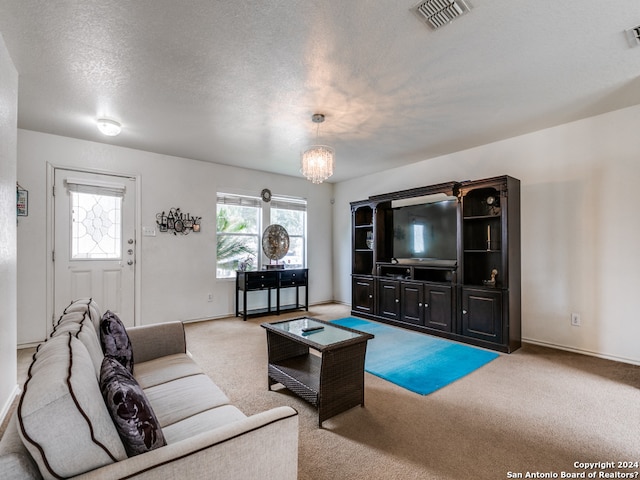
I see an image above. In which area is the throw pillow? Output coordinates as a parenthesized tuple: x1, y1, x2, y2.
(100, 310, 134, 373)
(100, 356, 166, 457)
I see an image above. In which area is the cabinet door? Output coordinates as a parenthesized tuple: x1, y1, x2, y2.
(424, 285, 452, 332)
(378, 279, 400, 320)
(461, 288, 502, 344)
(400, 282, 423, 325)
(352, 277, 375, 314)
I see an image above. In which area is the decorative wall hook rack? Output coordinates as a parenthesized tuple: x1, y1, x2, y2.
(156, 208, 201, 235)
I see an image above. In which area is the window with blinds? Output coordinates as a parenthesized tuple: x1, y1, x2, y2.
(216, 192, 307, 277)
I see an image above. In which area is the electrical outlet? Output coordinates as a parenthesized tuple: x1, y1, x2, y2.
(571, 313, 581, 326)
(207, 293, 214, 302)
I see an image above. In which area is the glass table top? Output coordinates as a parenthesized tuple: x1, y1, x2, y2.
(264, 317, 368, 346)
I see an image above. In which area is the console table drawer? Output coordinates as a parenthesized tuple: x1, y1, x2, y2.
(280, 270, 307, 286)
(246, 273, 278, 289)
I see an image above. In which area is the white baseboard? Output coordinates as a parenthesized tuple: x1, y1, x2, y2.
(1, 385, 21, 426)
(181, 300, 348, 324)
(523, 337, 640, 366)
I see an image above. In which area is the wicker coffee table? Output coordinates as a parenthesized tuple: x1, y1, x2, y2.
(261, 317, 374, 427)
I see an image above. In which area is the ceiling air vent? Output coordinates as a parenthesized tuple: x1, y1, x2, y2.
(413, 0, 471, 30)
(625, 25, 640, 47)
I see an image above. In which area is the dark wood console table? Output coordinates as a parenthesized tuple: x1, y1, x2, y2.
(236, 268, 308, 320)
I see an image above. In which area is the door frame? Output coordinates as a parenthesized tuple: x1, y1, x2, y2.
(45, 162, 142, 335)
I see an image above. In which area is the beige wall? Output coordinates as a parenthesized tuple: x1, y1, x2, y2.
(17, 131, 334, 344)
(333, 104, 640, 365)
(0, 33, 18, 421)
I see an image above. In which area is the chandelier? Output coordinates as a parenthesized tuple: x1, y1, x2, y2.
(301, 114, 335, 184)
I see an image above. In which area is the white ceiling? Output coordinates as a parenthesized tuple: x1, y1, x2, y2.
(1, 1, 640, 183)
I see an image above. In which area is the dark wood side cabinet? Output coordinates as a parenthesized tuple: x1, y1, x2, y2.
(236, 268, 308, 320)
(350, 175, 520, 353)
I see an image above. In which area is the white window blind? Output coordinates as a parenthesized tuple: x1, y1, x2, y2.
(65, 178, 126, 198)
(216, 193, 261, 208)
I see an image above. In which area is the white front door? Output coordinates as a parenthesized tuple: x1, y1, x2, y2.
(54, 169, 136, 327)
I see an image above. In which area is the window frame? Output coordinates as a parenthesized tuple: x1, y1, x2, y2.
(216, 192, 307, 278)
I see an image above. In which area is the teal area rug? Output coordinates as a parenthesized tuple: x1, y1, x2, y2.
(332, 317, 500, 395)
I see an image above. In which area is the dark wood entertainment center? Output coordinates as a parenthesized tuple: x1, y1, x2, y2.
(351, 175, 521, 353)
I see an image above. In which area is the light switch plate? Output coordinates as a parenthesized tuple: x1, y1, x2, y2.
(142, 226, 156, 237)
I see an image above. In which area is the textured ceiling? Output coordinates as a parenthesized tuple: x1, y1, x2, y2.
(1, 1, 640, 183)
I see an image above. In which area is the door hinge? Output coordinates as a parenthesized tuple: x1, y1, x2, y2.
(52, 250, 55, 262)
(52, 186, 55, 196)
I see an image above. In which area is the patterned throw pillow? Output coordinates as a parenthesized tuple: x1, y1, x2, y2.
(100, 311, 134, 373)
(100, 356, 166, 457)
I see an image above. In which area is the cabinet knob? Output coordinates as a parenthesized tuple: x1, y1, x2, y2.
(463, 309, 467, 314)
(395, 299, 399, 303)
(425, 303, 429, 308)
(418, 303, 422, 307)
(369, 295, 373, 298)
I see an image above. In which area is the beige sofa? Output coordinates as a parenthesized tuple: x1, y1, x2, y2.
(0, 299, 299, 479)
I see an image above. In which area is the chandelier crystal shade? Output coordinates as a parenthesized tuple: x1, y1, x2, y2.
(301, 114, 335, 184)
(301, 145, 335, 184)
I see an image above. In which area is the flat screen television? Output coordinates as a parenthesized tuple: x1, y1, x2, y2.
(392, 198, 457, 266)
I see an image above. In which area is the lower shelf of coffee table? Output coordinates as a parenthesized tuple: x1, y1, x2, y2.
(268, 354, 320, 406)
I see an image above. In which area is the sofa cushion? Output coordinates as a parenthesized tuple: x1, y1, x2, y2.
(143, 374, 230, 428)
(51, 310, 104, 377)
(62, 298, 103, 331)
(100, 356, 166, 457)
(134, 353, 204, 389)
(161, 405, 247, 444)
(18, 334, 127, 480)
(100, 310, 134, 373)
(52, 310, 85, 328)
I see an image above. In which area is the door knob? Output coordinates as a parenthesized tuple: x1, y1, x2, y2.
(128, 238, 134, 244)
(127, 249, 133, 255)
(127, 260, 133, 266)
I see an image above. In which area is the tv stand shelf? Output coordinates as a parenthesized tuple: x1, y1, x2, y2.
(350, 175, 521, 353)
(377, 263, 456, 284)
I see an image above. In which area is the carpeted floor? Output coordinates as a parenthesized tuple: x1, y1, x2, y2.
(183, 305, 640, 480)
(4, 303, 640, 480)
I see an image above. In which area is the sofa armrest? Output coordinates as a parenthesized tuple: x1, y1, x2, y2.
(71, 406, 299, 480)
(126, 321, 187, 363)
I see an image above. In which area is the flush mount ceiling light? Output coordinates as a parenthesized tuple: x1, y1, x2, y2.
(96, 118, 122, 136)
(413, 0, 471, 30)
(300, 114, 335, 185)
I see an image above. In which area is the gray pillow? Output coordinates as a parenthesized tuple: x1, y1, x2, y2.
(100, 356, 166, 457)
(100, 311, 134, 373)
